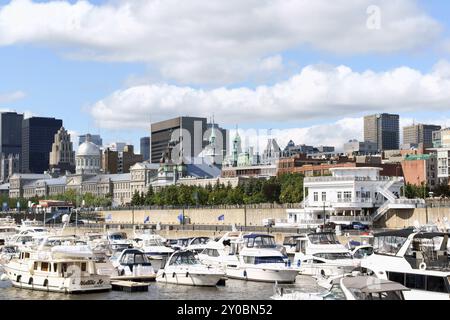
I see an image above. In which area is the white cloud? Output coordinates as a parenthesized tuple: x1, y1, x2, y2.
(0, 90, 26, 104)
(0, 0, 441, 84)
(90, 61, 450, 130)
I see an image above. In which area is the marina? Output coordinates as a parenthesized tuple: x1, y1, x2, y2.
(1, 213, 449, 300)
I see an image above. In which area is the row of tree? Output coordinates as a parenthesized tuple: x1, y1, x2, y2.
(1, 190, 112, 210)
(131, 173, 305, 206)
(403, 182, 450, 199)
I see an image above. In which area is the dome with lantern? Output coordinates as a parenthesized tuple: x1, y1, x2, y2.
(76, 134, 101, 175)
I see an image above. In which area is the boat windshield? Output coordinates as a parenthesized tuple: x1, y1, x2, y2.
(245, 236, 276, 248)
(349, 289, 404, 300)
(373, 236, 408, 255)
(109, 233, 127, 240)
(121, 252, 151, 265)
(146, 239, 164, 246)
(313, 252, 352, 260)
(169, 252, 200, 265)
(308, 233, 339, 245)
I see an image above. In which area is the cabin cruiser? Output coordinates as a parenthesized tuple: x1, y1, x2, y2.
(133, 233, 174, 260)
(104, 231, 133, 253)
(272, 273, 410, 300)
(110, 248, 155, 279)
(156, 250, 225, 286)
(361, 229, 450, 300)
(0, 225, 17, 247)
(5, 226, 51, 248)
(225, 234, 298, 283)
(185, 237, 212, 254)
(0, 235, 111, 293)
(292, 232, 359, 277)
(197, 232, 243, 270)
(282, 235, 304, 256)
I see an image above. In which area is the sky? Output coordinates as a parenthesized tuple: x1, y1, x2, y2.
(1, 0, 450, 153)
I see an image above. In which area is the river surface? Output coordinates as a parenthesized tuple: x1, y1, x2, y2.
(0, 260, 323, 300)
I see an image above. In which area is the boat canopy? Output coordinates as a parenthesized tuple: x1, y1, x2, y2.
(341, 276, 410, 294)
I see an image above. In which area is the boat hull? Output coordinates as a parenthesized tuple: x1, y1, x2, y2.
(2, 262, 111, 294)
(226, 266, 298, 283)
(156, 270, 224, 287)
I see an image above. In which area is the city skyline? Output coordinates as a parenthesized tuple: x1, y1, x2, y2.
(1, 1, 450, 151)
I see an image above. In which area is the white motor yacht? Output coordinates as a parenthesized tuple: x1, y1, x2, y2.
(133, 232, 174, 260)
(0, 225, 17, 247)
(156, 250, 225, 287)
(0, 235, 111, 293)
(272, 273, 409, 300)
(110, 248, 156, 280)
(225, 233, 298, 283)
(185, 237, 212, 254)
(292, 232, 359, 277)
(361, 229, 450, 300)
(197, 231, 243, 271)
(105, 231, 133, 253)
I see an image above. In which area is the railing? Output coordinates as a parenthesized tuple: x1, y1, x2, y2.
(100, 203, 303, 211)
(305, 176, 404, 183)
(329, 216, 372, 223)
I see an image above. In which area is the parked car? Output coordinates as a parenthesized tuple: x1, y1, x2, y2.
(342, 222, 369, 231)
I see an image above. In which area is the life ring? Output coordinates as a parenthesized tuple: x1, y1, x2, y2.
(419, 262, 427, 270)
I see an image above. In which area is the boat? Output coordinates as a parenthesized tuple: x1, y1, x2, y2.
(225, 233, 299, 283)
(292, 232, 359, 277)
(105, 231, 133, 253)
(133, 232, 174, 260)
(0, 225, 17, 247)
(361, 229, 450, 300)
(197, 231, 243, 270)
(156, 250, 225, 286)
(0, 235, 111, 293)
(272, 273, 410, 300)
(185, 237, 212, 254)
(110, 248, 156, 281)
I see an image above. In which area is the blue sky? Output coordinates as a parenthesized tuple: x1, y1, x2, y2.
(1, 0, 450, 151)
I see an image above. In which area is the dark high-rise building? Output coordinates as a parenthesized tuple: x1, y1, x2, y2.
(22, 117, 63, 173)
(79, 134, 102, 147)
(140, 137, 150, 161)
(364, 113, 400, 151)
(0, 112, 23, 158)
(403, 124, 441, 149)
(150, 116, 208, 163)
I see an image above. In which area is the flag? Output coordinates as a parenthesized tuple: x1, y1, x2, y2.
(144, 216, 150, 223)
(105, 214, 112, 221)
(218, 214, 225, 221)
(177, 213, 184, 223)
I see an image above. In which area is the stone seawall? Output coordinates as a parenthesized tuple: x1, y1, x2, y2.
(100, 205, 450, 229)
(380, 207, 450, 229)
(100, 207, 288, 226)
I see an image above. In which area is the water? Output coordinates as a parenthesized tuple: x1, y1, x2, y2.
(0, 262, 322, 300)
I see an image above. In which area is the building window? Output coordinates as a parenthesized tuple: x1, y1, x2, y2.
(337, 192, 342, 201)
(321, 192, 326, 201)
(313, 192, 318, 202)
(344, 191, 352, 201)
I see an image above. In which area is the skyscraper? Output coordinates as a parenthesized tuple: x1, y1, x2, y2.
(140, 137, 150, 161)
(150, 116, 208, 163)
(79, 134, 103, 147)
(49, 127, 75, 173)
(364, 113, 400, 151)
(0, 112, 23, 158)
(22, 117, 63, 173)
(403, 124, 441, 149)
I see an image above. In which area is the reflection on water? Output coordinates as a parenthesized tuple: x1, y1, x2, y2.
(0, 263, 322, 300)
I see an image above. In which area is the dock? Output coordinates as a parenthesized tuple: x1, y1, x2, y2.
(111, 280, 150, 292)
(110, 275, 156, 282)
